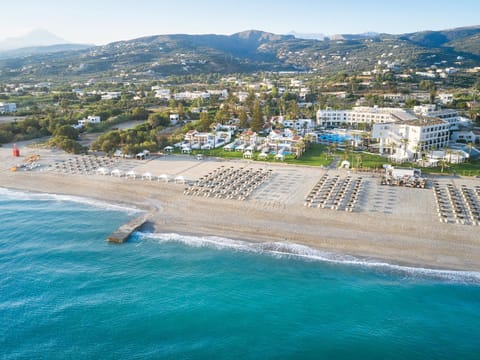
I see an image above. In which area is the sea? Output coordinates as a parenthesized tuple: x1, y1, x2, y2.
(1, 188, 480, 359)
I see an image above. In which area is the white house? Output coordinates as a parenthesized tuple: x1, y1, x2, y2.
(154, 88, 171, 100)
(101, 92, 121, 100)
(438, 93, 454, 105)
(207, 89, 228, 99)
(174, 91, 210, 101)
(236, 91, 250, 103)
(170, 114, 180, 125)
(78, 115, 101, 127)
(184, 130, 214, 147)
(0, 102, 16, 113)
(239, 130, 261, 147)
(280, 118, 314, 134)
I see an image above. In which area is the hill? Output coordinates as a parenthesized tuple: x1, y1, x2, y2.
(0, 29, 68, 51)
(0, 43, 93, 60)
(0, 26, 480, 83)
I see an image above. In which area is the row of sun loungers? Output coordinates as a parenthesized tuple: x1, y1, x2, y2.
(183, 165, 272, 201)
(304, 174, 364, 212)
(51, 155, 187, 183)
(97, 169, 186, 183)
(52, 156, 124, 175)
(433, 182, 480, 225)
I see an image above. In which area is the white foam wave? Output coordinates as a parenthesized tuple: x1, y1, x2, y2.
(137, 232, 480, 284)
(0, 187, 140, 214)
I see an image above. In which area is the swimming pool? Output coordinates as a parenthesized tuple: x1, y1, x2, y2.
(318, 133, 353, 143)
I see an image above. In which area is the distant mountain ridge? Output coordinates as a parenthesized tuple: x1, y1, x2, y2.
(0, 29, 68, 51)
(288, 31, 327, 41)
(0, 43, 93, 59)
(1, 26, 480, 82)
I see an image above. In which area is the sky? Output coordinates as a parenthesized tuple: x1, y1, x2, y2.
(2, 0, 480, 45)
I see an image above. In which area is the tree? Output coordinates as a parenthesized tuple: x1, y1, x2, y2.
(342, 139, 352, 160)
(215, 108, 229, 124)
(295, 139, 305, 158)
(390, 142, 398, 161)
(55, 138, 85, 154)
(400, 138, 409, 159)
(439, 158, 447, 173)
(239, 109, 249, 129)
(286, 100, 299, 120)
(245, 90, 256, 113)
(130, 107, 150, 120)
(147, 113, 170, 128)
(413, 143, 421, 161)
(419, 80, 435, 91)
(198, 112, 211, 132)
(467, 142, 475, 162)
(54, 125, 79, 140)
(250, 101, 264, 133)
(445, 148, 453, 164)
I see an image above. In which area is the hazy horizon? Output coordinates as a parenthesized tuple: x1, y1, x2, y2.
(1, 0, 480, 45)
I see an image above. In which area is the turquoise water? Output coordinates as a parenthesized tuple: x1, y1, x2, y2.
(1, 188, 480, 359)
(319, 133, 352, 144)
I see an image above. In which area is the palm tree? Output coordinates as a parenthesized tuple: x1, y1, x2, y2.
(413, 143, 421, 161)
(361, 132, 370, 151)
(467, 142, 475, 162)
(439, 158, 447, 173)
(390, 142, 398, 161)
(400, 138, 409, 160)
(445, 148, 453, 164)
(295, 140, 305, 158)
(421, 153, 427, 167)
(356, 154, 363, 169)
(303, 133, 312, 151)
(342, 139, 351, 160)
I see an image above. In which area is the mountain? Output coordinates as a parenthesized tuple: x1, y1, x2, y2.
(288, 31, 327, 41)
(0, 44, 93, 60)
(400, 26, 480, 47)
(0, 29, 68, 51)
(0, 26, 480, 83)
(329, 32, 380, 41)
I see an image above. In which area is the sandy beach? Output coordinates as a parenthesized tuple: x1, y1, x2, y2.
(1, 142, 479, 272)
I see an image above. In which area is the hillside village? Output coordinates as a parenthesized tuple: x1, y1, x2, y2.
(0, 29, 479, 175)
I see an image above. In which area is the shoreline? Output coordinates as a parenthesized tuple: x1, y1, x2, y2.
(2, 181, 480, 278)
(1, 146, 479, 272)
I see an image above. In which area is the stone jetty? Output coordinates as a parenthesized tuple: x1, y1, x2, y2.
(107, 216, 148, 243)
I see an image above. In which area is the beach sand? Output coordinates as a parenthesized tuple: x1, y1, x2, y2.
(1, 143, 479, 272)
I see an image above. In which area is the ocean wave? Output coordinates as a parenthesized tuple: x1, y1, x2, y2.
(0, 187, 140, 214)
(137, 231, 480, 284)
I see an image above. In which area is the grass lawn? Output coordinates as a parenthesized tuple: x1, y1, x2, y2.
(422, 161, 480, 176)
(334, 150, 387, 169)
(285, 144, 333, 166)
(183, 144, 330, 164)
(169, 143, 480, 176)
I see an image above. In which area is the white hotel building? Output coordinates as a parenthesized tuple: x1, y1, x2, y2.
(316, 106, 416, 128)
(413, 105, 461, 129)
(317, 106, 451, 161)
(372, 117, 450, 160)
